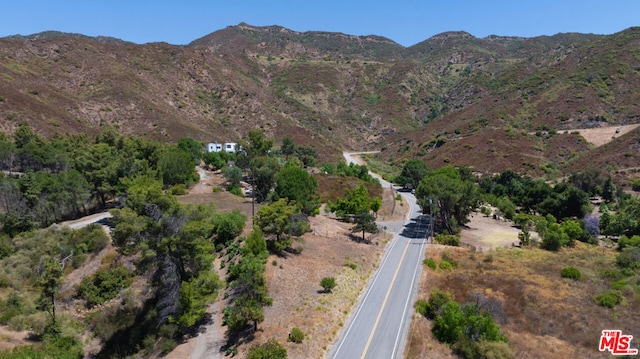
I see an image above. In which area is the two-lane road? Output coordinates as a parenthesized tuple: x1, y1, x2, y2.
(330, 153, 429, 358)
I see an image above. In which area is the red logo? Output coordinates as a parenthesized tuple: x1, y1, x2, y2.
(600, 330, 638, 355)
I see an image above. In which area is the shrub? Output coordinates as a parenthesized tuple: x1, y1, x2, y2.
(434, 234, 460, 246)
(616, 246, 640, 269)
(168, 184, 188, 195)
(424, 288, 454, 319)
(560, 267, 581, 280)
(288, 327, 304, 343)
(423, 258, 437, 269)
(611, 280, 627, 290)
(441, 252, 459, 267)
(75, 266, 133, 307)
(594, 290, 623, 308)
(439, 260, 453, 270)
(618, 235, 640, 251)
(320, 277, 336, 293)
(414, 300, 429, 316)
(246, 339, 287, 359)
(228, 186, 244, 197)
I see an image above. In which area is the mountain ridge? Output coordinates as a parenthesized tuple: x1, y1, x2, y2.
(0, 24, 639, 178)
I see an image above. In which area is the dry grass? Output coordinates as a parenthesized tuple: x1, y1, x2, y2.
(407, 242, 640, 358)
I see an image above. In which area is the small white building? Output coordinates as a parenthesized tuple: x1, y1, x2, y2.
(224, 142, 237, 153)
(206, 143, 223, 153)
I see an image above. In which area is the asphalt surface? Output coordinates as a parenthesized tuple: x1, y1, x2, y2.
(330, 154, 429, 359)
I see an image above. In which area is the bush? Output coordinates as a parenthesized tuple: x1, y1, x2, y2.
(434, 234, 460, 246)
(439, 260, 453, 270)
(246, 339, 287, 359)
(616, 246, 640, 269)
(75, 266, 133, 307)
(594, 290, 623, 308)
(288, 327, 304, 343)
(228, 186, 244, 197)
(320, 277, 336, 293)
(611, 280, 627, 290)
(424, 288, 455, 319)
(560, 267, 581, 280)
(414, 300, 429, 316)
(441, 252, 458, 267)
(423, 258, 437, 269)
(168, 184, 188, 195)
(618, 235, 640, 251)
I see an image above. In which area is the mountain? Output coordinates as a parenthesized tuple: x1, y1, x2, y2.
(0, 24, 639, 177)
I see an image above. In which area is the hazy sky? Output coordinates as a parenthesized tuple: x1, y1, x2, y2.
(1, 0, 639, 47)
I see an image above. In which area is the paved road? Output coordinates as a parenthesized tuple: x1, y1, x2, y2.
(330, 154, 429, 359)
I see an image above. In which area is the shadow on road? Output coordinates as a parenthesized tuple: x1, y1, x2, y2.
(399, 214, 431, 239)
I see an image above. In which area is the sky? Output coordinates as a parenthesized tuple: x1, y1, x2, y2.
(1, 0, 639, 47)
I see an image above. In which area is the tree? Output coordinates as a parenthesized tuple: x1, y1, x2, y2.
(222, 165, 243, 190)
(256, 199, 296, 253)
(281, 137, 296, 160)
(211, 209, 246, 246)
(370, 197, 382, 218)
(237, 129, 273, 169)
(251, 156, 281, 203)
(273, 164, 319, 215)
(37, 256, 63, 325)
(75, 142, 121, 206)
(351, 210, 378, 242)
(177, 137, 203, 164)
(416, 167, 479, 234)
(329, 183, 375, 221)
(395, 159, 430, 188)
(294, 146, 317, 168)
(158, 147, 199, 187)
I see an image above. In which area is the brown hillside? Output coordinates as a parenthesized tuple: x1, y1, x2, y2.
(1, 25, 639, 176)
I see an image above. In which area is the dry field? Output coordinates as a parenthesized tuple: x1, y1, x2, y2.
(405, 213, 639, 359)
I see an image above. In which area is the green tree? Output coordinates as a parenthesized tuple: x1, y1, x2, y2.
(370, 197, 382, 218)
(158, 147, 198, 187)
(273, 164, 319, 215)
(281, 137, 296, 160)
(251, 156, 281, 203)
(211, 209, 246, 246)
(256, 199, 296, 253)
(37, 256, 63, 325)
(329, 183, 376, 221)
(75, 142, 121, 206)
(395, 159, 430, 188)
(541, 222, 567, 251)
(351, 210, 378, 242)
(432, 301, 466, 344)
(222, 165, 243, 190)
(294, 146, 318, 168)
(416, 167, 479, 234)
(177, 137, 203, 164)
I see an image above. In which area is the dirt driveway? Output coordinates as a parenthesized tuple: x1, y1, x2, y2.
(459, 213, 523, 252)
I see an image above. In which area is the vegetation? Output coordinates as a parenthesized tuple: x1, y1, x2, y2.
(320, 277, 337, 293)
(560, 267, 581, 280)
(246, 339, 287, 359)
(420, 289, 509, 359)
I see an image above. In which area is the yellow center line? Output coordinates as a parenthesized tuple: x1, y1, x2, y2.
(360, 237, 411, 359)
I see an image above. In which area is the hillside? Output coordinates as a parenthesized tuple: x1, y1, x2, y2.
(1, 23, 639, 176)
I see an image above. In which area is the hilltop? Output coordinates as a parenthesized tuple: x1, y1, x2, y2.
(0, 23, 639, 178)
